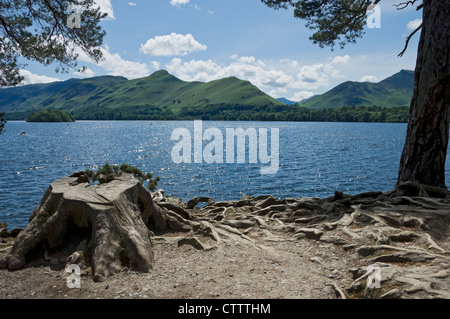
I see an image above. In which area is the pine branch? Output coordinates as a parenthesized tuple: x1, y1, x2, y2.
(398, 22, 422, 57)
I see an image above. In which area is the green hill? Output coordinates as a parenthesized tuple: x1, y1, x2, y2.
(26, 109, 75, 122)
(1, 70, 284, 120)
(298, 70, 414, 110)
(0, 69, 413, 122)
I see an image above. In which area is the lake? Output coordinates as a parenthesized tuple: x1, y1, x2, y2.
(1, 121, 449, 229)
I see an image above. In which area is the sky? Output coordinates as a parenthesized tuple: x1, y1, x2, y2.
(20, 0, 423, 102)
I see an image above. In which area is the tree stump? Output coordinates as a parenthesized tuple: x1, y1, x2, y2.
(1, 173, 162, 282)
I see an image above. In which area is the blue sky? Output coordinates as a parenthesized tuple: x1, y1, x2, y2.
(21, 0, 423, 102)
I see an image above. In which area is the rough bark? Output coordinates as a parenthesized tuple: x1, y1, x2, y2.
(397, 0, 450, 188)
(1, 173, 162, 282)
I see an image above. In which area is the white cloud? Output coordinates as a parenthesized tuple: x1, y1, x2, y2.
(293, 56, 347, 90)
(291, 91, 314, 102)
(94, 0, 115, 19)
(165, 54, 348, 97)
(208, 10, 214, 14)
(150, 61, 161, 70)
(279, 58, 299, 68)
(269, 87, 287, 96)
(297, 64, 333, 89)
(19, 70, 61, 85)
(360, 75, 378, 82)
(332, 55, 350, 64)
(128, 2, 136, 6)
(75, 45, 150, 79)
(407, 18, 422, 30)
(140, 33, 207, 57)
(74, 67, 96, 78)
(98, 47, 150, 79)
(170, 0, 190, 6)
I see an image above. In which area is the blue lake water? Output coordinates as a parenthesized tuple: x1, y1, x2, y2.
(1, 121, 449, 229)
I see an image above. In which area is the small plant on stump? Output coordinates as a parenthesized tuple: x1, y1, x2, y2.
(85, 163, 160, 192)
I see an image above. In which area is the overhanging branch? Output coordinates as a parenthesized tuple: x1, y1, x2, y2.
(398, 22, 422, 57)
(394, 0, 419, 10)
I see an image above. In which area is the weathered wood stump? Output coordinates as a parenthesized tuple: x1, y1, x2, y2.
(1, 172, 163, 282)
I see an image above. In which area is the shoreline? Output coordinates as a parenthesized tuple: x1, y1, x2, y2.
(1, 182, 449, 299)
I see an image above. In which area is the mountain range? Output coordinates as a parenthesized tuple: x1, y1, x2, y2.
(0, 70, 284, 120)
(297, 69, 414, 109)
(0, 69, 414, 121)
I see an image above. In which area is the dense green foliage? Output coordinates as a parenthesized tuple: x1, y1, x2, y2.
(85, 163, 160, 192)
(15, 104, 410, 123)
(193, 105, 409, 122)
(291, 105, 409, 123)
(0, 0, 106, 87)
(261, 0, 379, 49)
(26, 110, 75, 122)
(70, 104, 407, 122)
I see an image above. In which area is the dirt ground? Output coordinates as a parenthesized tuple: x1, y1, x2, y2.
(0, 231, 360, 299)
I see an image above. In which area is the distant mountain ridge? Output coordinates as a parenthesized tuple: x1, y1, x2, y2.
(277, 97, 297, 105)
(0, 69, 413, 121)
(298, 69, 414, 109)
(0, 70, 284, 120)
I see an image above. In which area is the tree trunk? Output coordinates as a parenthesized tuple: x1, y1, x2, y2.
(0, 173, 167, 282)
(397, 0, 450, 189)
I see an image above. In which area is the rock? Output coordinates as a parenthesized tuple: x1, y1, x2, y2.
(1, 173, 160, 282)
(152, 189, 165, 203)
(319, 236, 347, 245)
(97, 174, 114, 184)
(157, 202, 191, 219)
(295, 228, 323, 240)
(187, 197, 213, 209)
(69, 172, 90, 184)
(164, 210, 195, 232)
(177, 237, 212, 251)
(192, 221, 221, 243)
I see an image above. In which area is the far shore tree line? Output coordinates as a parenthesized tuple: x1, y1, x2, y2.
(2, 105, 409, 124)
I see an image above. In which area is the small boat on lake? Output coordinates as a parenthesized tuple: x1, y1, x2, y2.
(19, 131, 27, 135)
